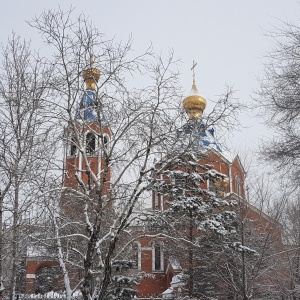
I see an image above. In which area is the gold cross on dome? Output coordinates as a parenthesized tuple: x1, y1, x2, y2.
(191, 60, 197, 79)
(90, 54, 95, 68)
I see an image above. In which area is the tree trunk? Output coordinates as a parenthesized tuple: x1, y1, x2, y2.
(10, 175, 19, 300)
(54, 215, 72, 300)
(0, 191, 4, 295)
(188, 209, 194, 298)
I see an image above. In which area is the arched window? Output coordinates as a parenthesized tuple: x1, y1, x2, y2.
(35, 266, 55, 294)
(152, 242, 164, 271)
(235, 176, 241, 196)
(86, 132, 96, 154)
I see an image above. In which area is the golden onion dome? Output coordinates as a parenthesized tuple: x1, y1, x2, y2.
(183, 79, 206, 120)
(82, 55, 100, 90)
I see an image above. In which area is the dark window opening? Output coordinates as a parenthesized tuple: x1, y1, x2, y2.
(103, 135, 109, 146)
(86, 132, 96, 154)
(154, 244, 162, 271)
(154, 193, 160, 209)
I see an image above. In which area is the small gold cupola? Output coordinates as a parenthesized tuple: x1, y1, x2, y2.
(82, 55, 100, 90)
(183, 61, 207, 120)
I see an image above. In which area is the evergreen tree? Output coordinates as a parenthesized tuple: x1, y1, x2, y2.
(151, 151, 237, 299)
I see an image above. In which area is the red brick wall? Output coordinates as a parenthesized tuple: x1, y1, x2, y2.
(25, 259, 60, 294)
(135, 237, 169, 297)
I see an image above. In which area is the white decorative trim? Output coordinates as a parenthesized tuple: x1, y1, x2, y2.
(141, 247, 152, 251)
(235, 175, 241, 196)
(137, 242, 142, 270)
(160, 174, 164, 211)
(78, 150, 82, 180)
(229, 163, 232, 193)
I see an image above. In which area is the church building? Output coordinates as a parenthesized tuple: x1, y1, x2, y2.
(23, 60, 284, 299)
(131, 70, 282, 298)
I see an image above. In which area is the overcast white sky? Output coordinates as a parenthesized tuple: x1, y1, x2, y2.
(1, 0, 300, 169)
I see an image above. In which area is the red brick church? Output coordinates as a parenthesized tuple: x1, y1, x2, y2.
(24, 61, 284, 298)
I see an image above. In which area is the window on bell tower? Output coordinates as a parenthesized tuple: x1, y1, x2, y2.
(86, 132, 96, 154)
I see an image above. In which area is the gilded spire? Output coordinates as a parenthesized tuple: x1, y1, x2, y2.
(183, 61, 206, 120)
(82, 54, 100, 90)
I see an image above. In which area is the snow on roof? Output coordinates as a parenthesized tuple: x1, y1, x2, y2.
(23, 291, 82, 298)
(170, 273, 187, 288)
(162, 288, 174, 296)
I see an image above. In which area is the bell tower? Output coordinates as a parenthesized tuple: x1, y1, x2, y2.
(63, 57, 111, 197)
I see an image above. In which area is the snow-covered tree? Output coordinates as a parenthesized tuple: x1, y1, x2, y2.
(257, 19, 300, 185)
(0, 34, 58, 300)
(218, 204, 284, 299)
(0, 7, 240, 299)
(146, 143, 291, 300)
(212, 173, 293, 300)
(148, 150, 237, 299)
(27, 7, 183, 300)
